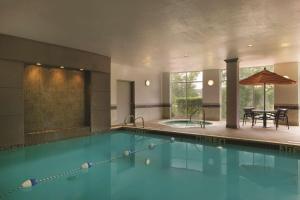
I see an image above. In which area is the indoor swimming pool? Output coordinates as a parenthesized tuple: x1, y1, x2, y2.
(1, 130, 300, 200)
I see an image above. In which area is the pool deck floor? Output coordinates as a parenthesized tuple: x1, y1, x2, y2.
(126, 120, 300, 147)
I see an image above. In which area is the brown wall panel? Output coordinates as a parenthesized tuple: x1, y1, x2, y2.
(0, 59, 24, 147)
(0, 34, 110, 73)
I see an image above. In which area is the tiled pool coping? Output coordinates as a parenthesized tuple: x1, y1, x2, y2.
(115, 126, 300, 154)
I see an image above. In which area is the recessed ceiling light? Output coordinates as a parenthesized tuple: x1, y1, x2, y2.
(36, 62, 42, 66)
(60, 66, 64, 69)
(283, 75, 289, 79)
(281, 43, 290, 47)
(247, 44, 253, 47)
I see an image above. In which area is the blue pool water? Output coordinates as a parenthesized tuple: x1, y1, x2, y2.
(1, 130, 300, 200)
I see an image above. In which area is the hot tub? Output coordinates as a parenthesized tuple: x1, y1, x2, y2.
(159, 119, 212, 128)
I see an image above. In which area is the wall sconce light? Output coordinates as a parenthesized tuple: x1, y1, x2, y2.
(207, 80, 214, 86)
(145, 80, 151, 86)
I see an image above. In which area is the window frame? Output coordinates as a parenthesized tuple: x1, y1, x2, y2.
(170, 71, 203, 118)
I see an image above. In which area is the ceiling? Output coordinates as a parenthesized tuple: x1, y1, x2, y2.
(0, 0, 300, 71)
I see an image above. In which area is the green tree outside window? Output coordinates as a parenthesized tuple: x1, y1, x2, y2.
(221, 66, 274, 119)
(171, 72, 203, 118)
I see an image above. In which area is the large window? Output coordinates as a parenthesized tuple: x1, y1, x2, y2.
(170, 72, 203, 118)
(221, 66, 274, 119)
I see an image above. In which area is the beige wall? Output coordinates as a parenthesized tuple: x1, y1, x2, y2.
(111, 63, 164, 125)
(202, 69, 222, 121)
(0, 34, 110, 148)
(274, 62, 300, 125)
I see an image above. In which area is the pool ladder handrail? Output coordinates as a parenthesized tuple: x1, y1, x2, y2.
(123, 115, 145, 128)
(134, 116, 145, 128)
(123, 114, 136, 126)
(189, 107, 206, 128)
(189, 109, 199, 122)
(201, 108, 206, 128)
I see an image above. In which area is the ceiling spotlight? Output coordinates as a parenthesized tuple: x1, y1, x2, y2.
(281, 43, 290, 48)
(247, 44, 253, 47)
(36, 62, 42, 66)
(60, 66, 64, 69)
(283, 75, 290, 79)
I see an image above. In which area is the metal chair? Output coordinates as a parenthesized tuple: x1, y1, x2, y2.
(274, 108, 289, 130)
(242, 107, 254, 126)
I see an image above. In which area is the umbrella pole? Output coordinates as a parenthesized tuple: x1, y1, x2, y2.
(263, 83, 266, 128)
(264, 83, 266, 111)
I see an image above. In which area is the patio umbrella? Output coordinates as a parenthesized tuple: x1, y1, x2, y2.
(239, 68, 296, 127)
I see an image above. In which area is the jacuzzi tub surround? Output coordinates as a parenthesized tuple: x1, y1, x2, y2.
(159, 119, 212, 128)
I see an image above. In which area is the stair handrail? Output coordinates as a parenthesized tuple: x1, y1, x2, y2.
(135, 116, 145, 128)
(123, 114, 136, 126)
(201, 107, 206, 128)
(189, 107, 206, 128)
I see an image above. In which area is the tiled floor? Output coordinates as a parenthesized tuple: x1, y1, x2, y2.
(132, 120, 300, 147)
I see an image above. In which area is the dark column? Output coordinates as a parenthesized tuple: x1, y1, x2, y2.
(224, 58, 240, 129)
(162, 72, 171, 119)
